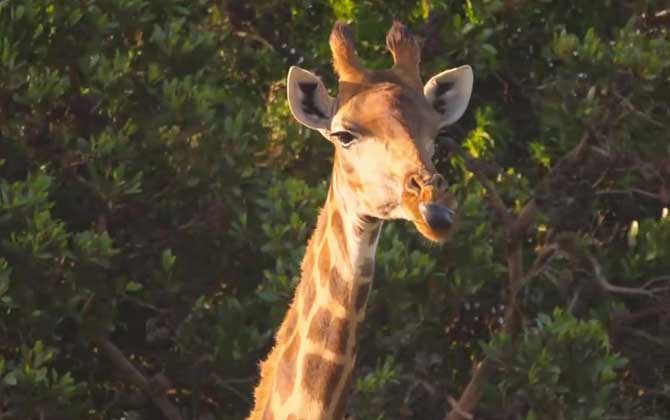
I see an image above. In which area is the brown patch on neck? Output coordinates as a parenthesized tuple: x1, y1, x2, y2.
(358, 257, 374, 278)
(261, 399, 274, 420)
(300, 246, 314, 281)
(307, 307, 350, 355)
(317, 240, 331, 287)
(301, 276, 316, 320)
(277, 306, 298, 343)
(330, 369, 354, 420)
(298, 210, 324, 320)
(276, 333, 301, 404)
(302, 353, 344, 403)
(330, 210, 349, 261)
(329, 267, 351, 307)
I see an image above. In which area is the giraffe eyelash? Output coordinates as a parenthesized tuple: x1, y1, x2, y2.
(331, 131, 358, 147)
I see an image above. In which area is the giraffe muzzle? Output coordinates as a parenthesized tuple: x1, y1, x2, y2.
(419, 202, 454, 230)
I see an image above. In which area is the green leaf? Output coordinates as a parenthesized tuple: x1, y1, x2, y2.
(3, 371, 17, 386)
(125, 281, 144, 293)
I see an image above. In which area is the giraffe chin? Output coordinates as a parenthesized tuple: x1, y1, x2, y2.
(414, 220, 452, 243)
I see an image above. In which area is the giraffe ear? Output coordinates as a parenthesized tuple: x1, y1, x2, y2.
(423, 65, 473, 128)
(287, 66, 334, 134)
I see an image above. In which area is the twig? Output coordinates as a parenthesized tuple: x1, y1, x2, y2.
(619, 327, 670, 348)
(441, 136, 513, 228)
(518, 244, 560, 289)
(611, 305, 669, 325)
(447, 395, 474, 420)
(589, 257, 654, 297)
(90, 335, 184, 420)
(596, 188, 663, 201)
(641, 275, 670, 290)
(511, 200, 538, 238)
(210, 373, 252, 404)
(567, 284, 584, 314)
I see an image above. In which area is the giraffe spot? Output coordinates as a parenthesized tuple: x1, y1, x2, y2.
(302, 353, 344, 404)
(302, 276, 316, 319)
(286, 415, 297, 420)
(340, 159, 355, 174)
(308, 307, 350, 355)
(301, 249, 314, 280)
(348, 176, 363, 192)
(318, 240, 331, 287)
(331, 369, 353, 420)
(330, 318, 350, 355)
(278, 307, 298, 343)
(330, 210, 349, 260)
(276, 334, 301, 404)
(307, 307, 331, 343)
(306, 208, 327, 256)
(329, 267, 350, 307)
(355, 282, 371, 312)
(262, 407, 275, 420)
(359, 257, 374, 278)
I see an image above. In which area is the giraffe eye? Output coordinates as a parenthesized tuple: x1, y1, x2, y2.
(331, 131, 357, 147)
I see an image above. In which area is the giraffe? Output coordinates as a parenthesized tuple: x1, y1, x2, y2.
(248, 20, 473, 420)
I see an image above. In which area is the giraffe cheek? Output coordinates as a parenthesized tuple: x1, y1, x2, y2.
(400, 188, 423, 221)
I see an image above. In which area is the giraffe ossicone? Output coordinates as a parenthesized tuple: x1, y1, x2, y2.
(248, 20, 474, 420)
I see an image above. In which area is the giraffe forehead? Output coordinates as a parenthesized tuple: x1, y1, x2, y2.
(334, 83, 438, 140)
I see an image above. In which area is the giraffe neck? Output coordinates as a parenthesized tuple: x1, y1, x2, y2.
(251, 169, 382, 420)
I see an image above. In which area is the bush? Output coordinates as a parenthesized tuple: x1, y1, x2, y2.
(1, 1, 668, 419)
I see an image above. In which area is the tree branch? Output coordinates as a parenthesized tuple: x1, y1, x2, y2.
(444, 130, 592, 419)
(442, 136, 513, 228)
(90, 335, 184, 420)
(589, 257, 658, 298)
(445, 236, 526, 420)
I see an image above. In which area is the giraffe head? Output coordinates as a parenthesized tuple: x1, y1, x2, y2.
(287, 21, 473, 242)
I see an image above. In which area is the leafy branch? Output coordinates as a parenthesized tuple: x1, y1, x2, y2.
(89, 335, 184, 420)
(442, 130, 591, 420)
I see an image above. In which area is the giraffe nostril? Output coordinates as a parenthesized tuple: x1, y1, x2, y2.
(433, 174, 447, 190)
(406, 174, 423, 196)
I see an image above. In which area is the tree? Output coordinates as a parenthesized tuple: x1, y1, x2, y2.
(1, 1, 668, 419)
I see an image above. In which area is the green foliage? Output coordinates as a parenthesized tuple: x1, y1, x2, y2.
(1, 341, 87, 418)
(1, 1, 669, 419)
(486, 309, 627, 420)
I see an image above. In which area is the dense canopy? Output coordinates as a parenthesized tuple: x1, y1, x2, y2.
(1, 1, 669, 419)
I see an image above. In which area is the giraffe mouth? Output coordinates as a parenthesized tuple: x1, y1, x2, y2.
(419, 203, 454, 230)
(412, 201, 456, 242)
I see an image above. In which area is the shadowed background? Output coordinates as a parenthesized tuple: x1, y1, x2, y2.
(0, 1, 669, 419)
